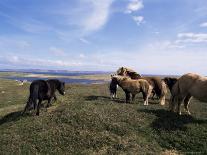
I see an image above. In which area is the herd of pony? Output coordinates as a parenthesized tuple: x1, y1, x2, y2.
(22, 67, 207, 116)
(110, 67, 207, 115)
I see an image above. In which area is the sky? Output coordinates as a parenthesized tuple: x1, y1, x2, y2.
(0, 0, 207, 75)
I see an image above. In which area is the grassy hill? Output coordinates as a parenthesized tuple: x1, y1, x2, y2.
(0, 78, 206, 154)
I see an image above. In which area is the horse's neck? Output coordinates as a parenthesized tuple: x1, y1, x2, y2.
(117, 79, 128, 88)
(46, 81, 57, 95)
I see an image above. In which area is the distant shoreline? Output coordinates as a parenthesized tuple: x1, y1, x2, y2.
(0, 71, 181, 85)
(0, 70, 180, 77)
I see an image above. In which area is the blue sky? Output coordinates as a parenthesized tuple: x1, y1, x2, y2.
(0, 0, 207, 75)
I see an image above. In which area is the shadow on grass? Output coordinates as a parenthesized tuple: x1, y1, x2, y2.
(85, 95, 161, 105)
(138, 109, 207, 131)
(0, 110, 32, 125)
(138, 109, 207, 153)
(84, 95, 125, 104)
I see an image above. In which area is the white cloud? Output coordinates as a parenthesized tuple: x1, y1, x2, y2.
(148, 40, 185, 51)
(79, 38, 90, 44)
(176, 33, 207, 43)
(0, 11, 53, 33)
(132, 16, 144, 25)
(17, 41, 30, 49)
(49, 47, 66, 56)
(79, 54, 86, 58)
(200, 22, 207, 27)
(80, 0, 114, 33)
(0, 55, 81, 67)
(0, 37, 30, 50)
(125, 0, 144, 14)
(153, 31, 160, 35)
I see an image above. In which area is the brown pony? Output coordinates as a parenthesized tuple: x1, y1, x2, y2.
(116, 67, 167, 105)
(170, 73, 207, 115)
(111, 75, 153, 105)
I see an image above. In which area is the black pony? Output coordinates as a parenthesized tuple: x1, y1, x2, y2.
(22, 79, 65, 115)
(109, 80, 118, 99)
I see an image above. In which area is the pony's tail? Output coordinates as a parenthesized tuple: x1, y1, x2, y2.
(22, 85, 39, 114)
(30, 85, 39, 104)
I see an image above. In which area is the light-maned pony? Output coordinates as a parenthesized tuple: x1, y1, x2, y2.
(116, 67, 167, 105)
(111, 75, 153, 105)
(170, 73, 207, 115)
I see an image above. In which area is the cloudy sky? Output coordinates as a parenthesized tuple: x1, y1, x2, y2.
(0, 0, 207, 75)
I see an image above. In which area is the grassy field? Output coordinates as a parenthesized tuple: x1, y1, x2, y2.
(0, 78, 207, 154)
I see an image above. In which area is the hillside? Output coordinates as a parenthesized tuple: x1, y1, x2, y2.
(0, 79, 207, 154)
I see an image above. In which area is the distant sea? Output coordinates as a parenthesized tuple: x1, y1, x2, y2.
(0, 70, 179, 84)
(0, 70, 111, 76)
(0, 70, 111, 84)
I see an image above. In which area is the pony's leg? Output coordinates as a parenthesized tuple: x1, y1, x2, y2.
(132, 94, 136, 102)
(169, 95, 179, 113)
(125, 92, 131, 103)
(151, 91, 155, 100)
(145, 86, 153, 105)
(160, 95, 166, 106)
(145, 94, 149, 106)
(46, 98, 52, 108)
(110, 92, 113, 99)
(184, 94, 192, 115)
(142, 92, 148, 105)
(146, 89, 152, 105)
(22, 101, 30, 115)
(36, 100, 42, 116)
(54, 95, 57, 102)
(169, 96, 174, 112)
(115, 91, 117, 98)
(176, 96, 184, 115)
(33, 99, 37, 110)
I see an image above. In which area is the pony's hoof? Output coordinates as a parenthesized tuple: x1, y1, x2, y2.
(187, 112, 191, 115)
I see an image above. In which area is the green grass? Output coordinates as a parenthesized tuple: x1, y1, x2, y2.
(0, 78, 206, 154)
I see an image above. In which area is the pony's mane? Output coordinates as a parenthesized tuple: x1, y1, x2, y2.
(116, 67, 141, 79)
(117, 67, 136, 75)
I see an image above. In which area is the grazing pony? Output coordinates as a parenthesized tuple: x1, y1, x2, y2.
(111, 75, 153, 105)
(170, 73, 207, 115)
(23, 79, 65, 115)
(116, 67, 167, 105)
(163, 77, 178, 93)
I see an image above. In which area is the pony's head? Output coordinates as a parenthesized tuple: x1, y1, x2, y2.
(57, 81, 65, 95)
